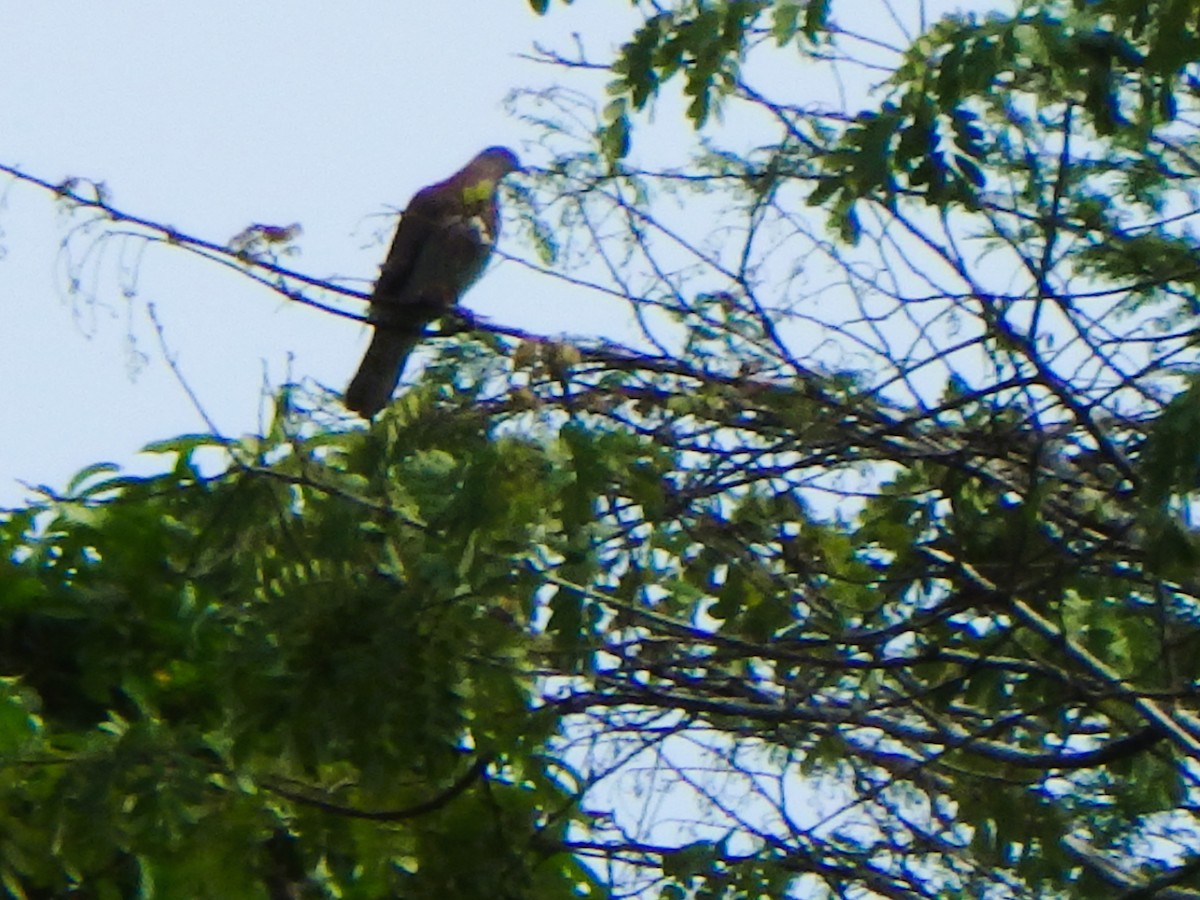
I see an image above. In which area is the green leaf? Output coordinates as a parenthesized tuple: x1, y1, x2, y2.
(600, 110, 631, 161)
(0, 678, 40, 755)
(772, 2, 801, 46)
(65, 461, 121, 495)
(803, 0, 831, 37)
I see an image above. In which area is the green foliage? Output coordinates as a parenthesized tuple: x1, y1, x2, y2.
(0, 402, 604, 898)
(14, 0, 1200, 896)
(1140, 377, 1200, 509)
(603, 1, 778, 156)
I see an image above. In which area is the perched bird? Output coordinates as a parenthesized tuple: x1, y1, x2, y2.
(343, 146, 520, 418)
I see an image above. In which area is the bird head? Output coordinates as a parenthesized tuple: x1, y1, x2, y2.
(473, 146, 521, 179)
(459, 147, 521, 206)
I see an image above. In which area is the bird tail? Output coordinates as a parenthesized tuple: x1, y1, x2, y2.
(343, 328, 422, 418)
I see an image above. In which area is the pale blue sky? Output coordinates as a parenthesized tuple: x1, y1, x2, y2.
(0, 1, 981, 508)
(0, 3, 637, 505)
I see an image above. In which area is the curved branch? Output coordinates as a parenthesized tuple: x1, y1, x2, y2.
(261, 756, 491, 822)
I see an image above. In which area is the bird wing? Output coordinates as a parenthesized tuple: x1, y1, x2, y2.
(344, 147, 516, 418)
(368, 182, 448, 312)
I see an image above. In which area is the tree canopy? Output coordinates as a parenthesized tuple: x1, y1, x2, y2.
(6, 0, 1200, 896)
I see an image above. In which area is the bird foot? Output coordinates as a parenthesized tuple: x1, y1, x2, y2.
(438, 309, 486, 335)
